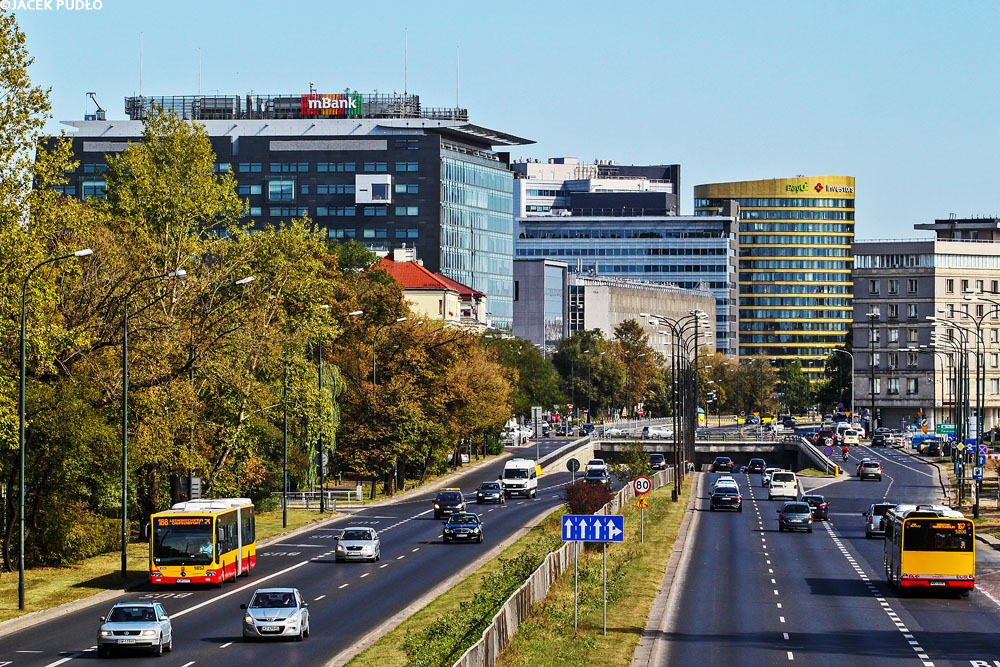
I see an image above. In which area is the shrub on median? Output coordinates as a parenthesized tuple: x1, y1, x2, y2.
(565, 480, 612, 515)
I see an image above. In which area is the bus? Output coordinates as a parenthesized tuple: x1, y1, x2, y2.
(149, 498, 256, 586)
(883, 504, 974, 595)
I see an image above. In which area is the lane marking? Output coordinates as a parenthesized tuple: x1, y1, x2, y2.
(412, 548, 420, 552)
(361, 573, 370, 578)
(339, 584, 349, 589)
(397, 555, 405, 560)
(783, 632, 789, 640)
(171, 559, 311, 620)
(787, 651, 794, 660)
(220, 642, 233, 648)
(779, 616, 785, 623)
(315, 595, 326, 600)
(180, 663, 196, 667)
(379, 564, 389, 568)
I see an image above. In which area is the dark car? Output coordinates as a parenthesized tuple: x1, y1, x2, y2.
(555, 424, 570, 436)
(475, 481, 505, 504)
(923, 442, 942, 457)
(579, 422, 596, 436)
(799, 494, 829, 520)
(871, 433, 887, 447)
(442, 512, 484, 543)
(584, 469, 612, 489)
(649, 453, 668, 471)
(710, 486, 743, 512)
(777, 501, 813, 532)
(433, 488, 466, 519)
(863, 502, 896, 538)
(712, 456, 734, 472)
(813, 429, 835, 447)
(783, 418, 796, 429)
(747, 458, 766, 474)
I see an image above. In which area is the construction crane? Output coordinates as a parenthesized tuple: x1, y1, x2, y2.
(85, 92, 105, 121)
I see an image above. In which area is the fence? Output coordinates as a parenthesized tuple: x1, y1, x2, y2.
(271, 488, 363, 510)
(452, 467, 676, 667)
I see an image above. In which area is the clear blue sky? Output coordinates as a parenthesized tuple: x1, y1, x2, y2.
(12, 0, 1000, 237)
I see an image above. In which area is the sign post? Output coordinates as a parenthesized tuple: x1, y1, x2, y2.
(633, 477, 651, 544)
(531, 406, 543, 461)
(566, 458, 581, 484)
(561, 514, 624, 635)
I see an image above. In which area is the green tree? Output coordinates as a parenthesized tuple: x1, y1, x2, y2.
(552, 330, 623, 420)
(484, 337, 564, 419)
(779, 360, 813, 416)
(612, 319, 658, 417)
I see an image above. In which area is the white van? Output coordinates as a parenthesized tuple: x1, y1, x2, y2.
(501, 458, 538, 498)
(768, 471, 799, 500)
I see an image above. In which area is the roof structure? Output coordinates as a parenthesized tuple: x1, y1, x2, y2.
(434, 272, 485, 300)
(377, 257, 459, 292)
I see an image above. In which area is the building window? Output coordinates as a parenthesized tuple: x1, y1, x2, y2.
(888, 279, 899, 295)
(907, 303, 918, 319)
(394, 228, 419, 239)
(992, 329, 999, 344)
(873, 378, 881, 394)
(977, 279, 984, 292)
(270, 162, 309, 173)
(947, 328, 954, 341)
(887, 303, 899, 319)
(53, 185, 77, 196)
(317, 162, 356, 172)
(888, 328, 899, 343)
(907, 351, 918, 367)
(300, 184, 309, 195)
(888, 352, 899, 368)
(363, 162, 387, 172)
(906, 378, 918, 395)
(962, 303, 969, 316)
(395, 161, 419, 172)
(992, 379, 1000, 395)
(82, 180, 106, 200)
(887, 378, 899, 395)
(269, 207, 307, 217)
(239, 162, 262, 173)
(907, 279, 918, 294)
(395, 183, 419, 194)
(268, 180, 295, 202)
(869, 279, 880, 295)
(962, 279, 969, 293)
(316, 206, 356, 217)
(907, 329, 919, 343)
(238, 184, 263, 195)
(394, 206, 418, 216)
(992, 353, 999, 368)
(83, 163, 107, 174)
(214, 163, 231, 173)
(249, 207, 261, 216)
(868, 304, 880, 317)
(362, 206, 388, 216)
(977, 304, 985, 317)
(946, 278, 954, 293)
(946, 303, 955, 317)
(328, 228, 356, 239)
(362, 228, 387, 239)
(870, 328, 880, 345)
(993, 280, 999, 294)
(317, 184, 355, 195)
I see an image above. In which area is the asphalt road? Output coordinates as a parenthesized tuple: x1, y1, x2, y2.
(0, 437, 579, 667)
(663, 444, 1000, 666)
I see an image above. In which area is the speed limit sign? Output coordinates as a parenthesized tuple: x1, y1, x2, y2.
(633, 476, 652, 495)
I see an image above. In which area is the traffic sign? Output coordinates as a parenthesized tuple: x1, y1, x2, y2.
(635, 496, 650, 509)
(936, 423, 955, 435)
(979, 444, 989, 456)
(978, 455, 987, 466)
(824, 446, 834, 457)
(973, 466, 984, 481)
(566, 458, 581, 473)
(561, 514, 625, 542)
(633, 476, 652, 495)
(966, 439, 978, 453)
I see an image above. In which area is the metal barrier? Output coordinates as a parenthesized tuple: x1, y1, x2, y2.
(272, 488, 363, 509)
(452, 466, 676, 667)
(794, 436, 840, 475)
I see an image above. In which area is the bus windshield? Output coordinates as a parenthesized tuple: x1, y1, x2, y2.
(152, 517, 214, 565)
(903, 520, 973, 552)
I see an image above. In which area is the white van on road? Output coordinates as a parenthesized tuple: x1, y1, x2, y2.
(501, 458, 538, 498)
(768, 471, 799, 500)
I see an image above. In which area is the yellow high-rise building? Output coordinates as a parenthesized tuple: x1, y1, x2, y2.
(694, 176, 855, 379)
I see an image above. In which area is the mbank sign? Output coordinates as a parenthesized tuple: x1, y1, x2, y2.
(301, 93, 363, 116)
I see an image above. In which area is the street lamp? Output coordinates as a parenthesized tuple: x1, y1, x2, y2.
(832, 349, 855, 426)
(18, 248, 93, 610)
(121, 268, 187, 578)
(867, 312, 881, 433)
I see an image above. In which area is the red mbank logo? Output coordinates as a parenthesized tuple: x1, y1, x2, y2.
(814, 182, 824, 193)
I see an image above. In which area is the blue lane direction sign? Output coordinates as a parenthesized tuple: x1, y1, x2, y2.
(561, 514, 625, 542)
(979, 455, 987, 466)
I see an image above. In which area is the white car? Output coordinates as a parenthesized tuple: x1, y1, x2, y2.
(585, 458, 606, 472)
(768, 471, 799, 500)
(241, 588, 310, 641)
(762, 467, 781, 488)
(335, 526, 380, 562)
(604, 428, 628, 438)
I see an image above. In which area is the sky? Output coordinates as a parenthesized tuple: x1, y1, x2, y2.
(10, 0, 1000, 238)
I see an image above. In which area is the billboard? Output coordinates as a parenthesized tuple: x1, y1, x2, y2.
(301, 93, 364, 117)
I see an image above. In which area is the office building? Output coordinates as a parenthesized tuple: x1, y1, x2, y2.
(512, 259, 569, 350)
(695, 176, 856, 379)
(56, 91, 532, 331)
(853, 217, 1000, 432)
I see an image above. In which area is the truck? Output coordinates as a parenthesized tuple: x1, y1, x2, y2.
(501, 458, 538, 498)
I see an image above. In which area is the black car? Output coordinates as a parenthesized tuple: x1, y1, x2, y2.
(710, 486, 742, 512)
(433, 488, 466, 519)
(442, 512, 484, 543)
(747, 458, 766, 474)
(579, 422, 596, 436)
(799, 494, 829, 520)
(923, 442, 942, 457)
(712, 456, 734, 472)
(584, 469, 612, 489)
(871, 433, 887, 447)
(475, 481, 505, 504)
(555, 425, 570, 436)
(649, 453, 667, 471)
(782, 418, 796, 429)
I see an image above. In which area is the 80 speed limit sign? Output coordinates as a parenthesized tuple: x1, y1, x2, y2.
(633, 476, 652, 495)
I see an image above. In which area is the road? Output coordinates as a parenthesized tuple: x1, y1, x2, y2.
(663, 442, 1000, 666)
(0, 437, 579, 667)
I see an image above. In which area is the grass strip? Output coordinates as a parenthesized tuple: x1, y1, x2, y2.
(496, 482, 691, 667)
(0, 508, 325, 623)
(796, 467, 831, 477)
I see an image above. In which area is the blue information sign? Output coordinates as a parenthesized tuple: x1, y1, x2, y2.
(966, 439, 978, 453)
(979, 455, 987, 466)
(561, 514, 625, 542)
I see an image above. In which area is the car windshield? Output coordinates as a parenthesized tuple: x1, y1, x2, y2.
(863, 462, 880, 469)
(586, 472, 607, 479)
(772, 473, 794, 482)
(480, 482, 500, 490)
(715, 458, 731, 463)
(108, 606, 157, 623)
(873, 504, 895, 516)
(588, 460, 604, 466)
(801, 496, 822, 505)
(650, 455, 663, 462)
(437, 492, 462, 502)
(446, 515, 478, 525)
(341, 530, 372, 541)
(504, 469, 530, 479)
(251, 592, 297, 608)
(152, 517, 214, 566)
(784, 504, 810, 513)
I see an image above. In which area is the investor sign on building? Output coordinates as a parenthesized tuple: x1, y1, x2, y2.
(301, 93, 364, 116)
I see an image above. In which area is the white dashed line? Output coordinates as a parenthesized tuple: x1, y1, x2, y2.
(783, 632, 789, 640)
(315, 595, 326, 600)
(779, 616, 785, 623)
(397, 555, 405, 560)
(787, 651, 794, 660)
(360, 573, 370, 578)
(220, 642, 233, 648)
(412, 548, 420, 552)
(339, 584, 349, 589)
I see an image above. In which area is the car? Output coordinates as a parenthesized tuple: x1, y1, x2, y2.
(443, 511, 484, 543)
(555, 424, 570, 436)
(747, 458, 766, 474)
(871, 433, 887, 447)
(842, 429, 861, 446)
(863, 502, 897, 538)
(579, 422, 596, 436)
(585, 458, 607, 472)
(713, 475, 738, 491)
(649, 453, 668, 471)
(98, 602, 174, 657)
(813, 429, 835, 447)
(335, 527, 380, 562)
(874, 427, 892, 438)
(584, 468, 613, 489)
(923, 442, 942, 457)
(642, 425, 671, 439)
(433, 488, 466, 519)
(541, 423, 551, 437)
(242, 588, 310, 641)
(777, 501, 813, 532)
(799, 494, 829, 520)
(710, 486, 743, 512)
(858, 460, 883, 481)
(762, 467, 781, 487)
(768, 471, 799, 500)
(476, 481, 505, 504)
(712, 456, 734, 472)
(604, 427, 628, 438)
(782, 417, 797, 429)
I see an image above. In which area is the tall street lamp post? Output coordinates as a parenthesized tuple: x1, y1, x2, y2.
(18, 248, 93, 610)
(832, 349, 855, 425)
(121, 269, 187, 578)
(867, 312, 881, 433)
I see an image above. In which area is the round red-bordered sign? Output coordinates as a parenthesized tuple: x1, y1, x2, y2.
(633, 476, 652, 495)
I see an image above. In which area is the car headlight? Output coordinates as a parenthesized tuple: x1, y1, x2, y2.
(336, 545, 344, 551)
(100, 630, 112, 637)
(244, 614, 254, 624)
(434, 504, 440, 509)
(141, 629, 157, 637)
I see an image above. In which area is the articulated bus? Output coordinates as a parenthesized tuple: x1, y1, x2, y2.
(149, 498, 256, 586)
(883, 504, 974, 595)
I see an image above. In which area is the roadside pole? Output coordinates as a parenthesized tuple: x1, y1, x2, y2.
(574, 541, 579, 632)
(633, 477, 652, 545)
(603, 542, 607, 636)
(562, 514, 624, 635)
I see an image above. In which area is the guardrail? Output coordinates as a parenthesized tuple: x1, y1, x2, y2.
(271, 488, 363, 509)
(793, 436, 840, 475)
(453, 466, 676, 667)
(537, 435, 592, 469)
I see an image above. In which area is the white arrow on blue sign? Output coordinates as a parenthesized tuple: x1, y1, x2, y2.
(561, 514, 625, 542)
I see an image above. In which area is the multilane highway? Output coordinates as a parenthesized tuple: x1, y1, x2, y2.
(661, 441, 1000, 666)
(0, 437, 578, 667)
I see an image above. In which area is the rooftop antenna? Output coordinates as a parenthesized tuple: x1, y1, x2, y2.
(404, 28, 408, 95)
(456, 46, 460, 110)
(197, 48, 201, 95)
(139, 32, 143, 97)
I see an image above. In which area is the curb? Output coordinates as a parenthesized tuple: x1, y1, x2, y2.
(631, 473, 701, 667)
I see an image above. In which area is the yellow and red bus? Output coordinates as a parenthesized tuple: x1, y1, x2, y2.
(149, 498, 256, 585)
(883, 504, 974, 595)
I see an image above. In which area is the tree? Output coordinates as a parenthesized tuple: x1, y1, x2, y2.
(552, 330, 624, 420)
(816, 347, 853, 412)
(483, 337, 564, 419)
(779, 360, 813, 416)
(612, 319, 658, 417)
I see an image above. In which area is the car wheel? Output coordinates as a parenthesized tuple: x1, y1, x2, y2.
(165, 634, 173, 652)
(477, 533, 483, 544)
(865, 532, 872, 539)
(778, 524, 784, 532)
(376, 549, 381, 561)
(434, 513, 441, 520)
(709, 505, 715, 512)
(738, 505, 743, 512)
(807, 527, 813, 533)
(476, 499, 482, 504)
(153, 638, 163, 656)
(444, 537, 451, 543)
(296, 627, 305, 642)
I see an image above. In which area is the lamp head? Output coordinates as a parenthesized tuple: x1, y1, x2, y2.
(235, 276, 255, 285)
(168, 269, 187, 278)
(74, 248, 94, 257)
(348, 310, 363, 316)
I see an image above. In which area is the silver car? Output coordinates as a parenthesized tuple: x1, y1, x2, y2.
(242, 587, 310, 641)
(98, 602, 173, 657)
(335, 527, 381, 562)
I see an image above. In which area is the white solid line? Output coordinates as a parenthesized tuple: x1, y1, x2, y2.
(787, 651, 794, 660)
(315, 595, 326, 600)
(171, 559, 310, 620)
(361, 573, 370, 578)
(220, 642, 233, 648)
(180, 663, 195, 667)
(17, 651, 44, 653)
(339, 583, 349, 589)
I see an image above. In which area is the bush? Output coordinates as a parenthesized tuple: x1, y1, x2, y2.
(29, 502, 122, 566)
(565, 480, 612, 515)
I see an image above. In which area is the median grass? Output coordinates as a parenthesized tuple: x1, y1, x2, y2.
(796, 467, 831, 477)
(0, 508, 327, 624)
(496, 481, 692, 667)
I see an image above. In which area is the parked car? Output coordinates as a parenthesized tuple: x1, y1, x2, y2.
(712, 456, 735, 472)
(604, 427, 628, 438)
(799, 494, 829, 520)
(863, 502, 897, 538)
(241, 588, 310, 641)
(649, 453, 668, 471)
(335, 527, 380, 562)
(777, 501, 813, 532)
(98, 602, 174, 657)
(710, 486, 743, 512)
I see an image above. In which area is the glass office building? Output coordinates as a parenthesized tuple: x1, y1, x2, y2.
(695, 176, 855, 379)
